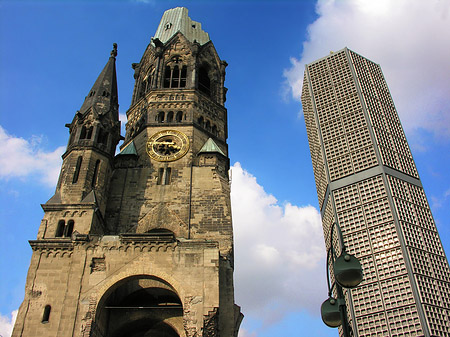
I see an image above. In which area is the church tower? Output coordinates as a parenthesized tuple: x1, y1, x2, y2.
(12, 8, 242, 337)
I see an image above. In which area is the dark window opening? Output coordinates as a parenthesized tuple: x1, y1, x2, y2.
(176, 111, 183, 123)
(92, 160, 100, 187)
(198, 66, 211, 96)
(205, 120, 211, 131)
(167, 111, 174, 123)
(164, 65, 187, 89)
(80, 126, 86, 139)
(56, 220, 65, 237)
(80, 126, 93, 140)
(65, 220, 74, 237)
(164, 168, 172, 185)
(157, 111, 165, 123)
(157, 168, 164, 185)
(198, 116, 204, 127)
(73, 156, 83, 184)
(157, 168, 172, 185)
(164, 66, 171, 88)
(42, 305, 51, 323)
(212, 125, 217, 136)
(171, 66, 180, 88)
(180, 66, 187, 87)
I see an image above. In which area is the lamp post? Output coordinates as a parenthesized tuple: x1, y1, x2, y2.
(321, 222, 363, 337)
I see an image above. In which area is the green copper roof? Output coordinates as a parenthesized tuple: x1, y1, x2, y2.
(198, 138, 225, 156)
(153, 7, 210, 45)
(119, 141, 137, 155)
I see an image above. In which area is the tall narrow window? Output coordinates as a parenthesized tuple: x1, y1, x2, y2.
(180, 66, 187, 88)
(198, 66, 211, 96)
(73, 156, 83, 184)
(171, 66, 180, 88)
(157, 168, 164, 185)
(157, 111, 165, 123)
(65, 220, 74, 237)
(176, 111, 183, 122)
(86, 126, 93, 139)
(80, 126, 87, 139)
(42, 305, 51, 323)
(167, 111, 174, 123)
(56, 220, 65, 237)
(92, 160, 100, 187)
(164, 168, 172, 185)
(164, 66, 171, 88)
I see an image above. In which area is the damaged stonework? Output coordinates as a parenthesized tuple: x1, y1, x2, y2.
(12, 7, 242, 337)
(203, 308, 219, 337)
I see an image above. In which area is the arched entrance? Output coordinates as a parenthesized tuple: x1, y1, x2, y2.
(93, 275, 184, 337)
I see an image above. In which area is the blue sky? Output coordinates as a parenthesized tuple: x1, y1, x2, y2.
(1, 1, 449, 336)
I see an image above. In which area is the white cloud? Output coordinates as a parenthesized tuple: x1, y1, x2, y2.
(0, 310, 17, 337)
(238, 328, 257, 337)
(284, 0, 450, 138)
(0, 125, 64, 187)
(231, 163, 327, 326)
(119, 112, 127, 133)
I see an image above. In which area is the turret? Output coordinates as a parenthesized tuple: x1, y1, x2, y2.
(40, 44, 121, 238)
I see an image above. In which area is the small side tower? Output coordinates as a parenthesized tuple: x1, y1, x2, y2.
(12, 45, 120, 337)
(42, 44, 121, 237)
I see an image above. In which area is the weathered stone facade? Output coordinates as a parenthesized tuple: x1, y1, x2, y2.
(13, 7, 242, 337)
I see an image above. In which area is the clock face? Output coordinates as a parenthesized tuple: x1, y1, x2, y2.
(146, 130, 189, 162)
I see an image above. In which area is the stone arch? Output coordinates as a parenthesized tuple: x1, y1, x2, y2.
(91, 274, 186, 337)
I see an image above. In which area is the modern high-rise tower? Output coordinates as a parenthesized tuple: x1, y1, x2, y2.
(12, 8, 242, 337)
(302, 48, 450, 336)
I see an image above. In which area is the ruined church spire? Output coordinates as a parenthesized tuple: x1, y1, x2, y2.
(78, 43, 119, 120)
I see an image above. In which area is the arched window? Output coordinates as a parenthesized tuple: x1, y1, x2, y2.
(176, 111, 183, 123)
(86, 126, 93, 139)
(164, 64, 187, 89)
(42, 305, 51, 323)
(198, 116, 204, 127)
(92, 160, 100, 187)
(180, 66, 187, 88)
(171, 66, 180, 88)
(205, 120, 211, 131)
(212, 125, 217, 136)
(157, 111, 165, 123)
(164, 168, 172, 185)
(198, 66, 211, 96)
(73, 156, 83, 184)
(65, 220, 74, 237)
(157, 168, 172, 185)
(164, 66, 171, 88)
(56, 220, 65, 237)
(80, 126, 93, 140)
(80, 126, 87, 140)
(157, 168, 164, 185)
(167, 111, 174, 123)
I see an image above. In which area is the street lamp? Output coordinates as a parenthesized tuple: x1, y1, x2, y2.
(321, 222, 363, 337)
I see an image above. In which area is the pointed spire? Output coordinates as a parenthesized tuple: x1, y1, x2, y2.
(79, 43, 119, 119)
